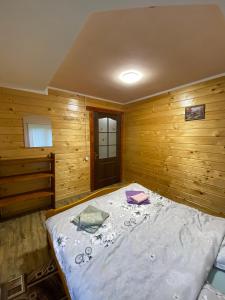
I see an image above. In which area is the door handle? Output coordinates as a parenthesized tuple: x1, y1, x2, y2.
(94, 152, 99, 160)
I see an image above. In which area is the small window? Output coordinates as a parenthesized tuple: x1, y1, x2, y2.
(23, 115, 53, 148)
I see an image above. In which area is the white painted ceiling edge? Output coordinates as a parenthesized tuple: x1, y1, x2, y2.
(48, 72, 225, 105)
(0, 0, 225, 103)
(126, 72, 225, 104)
(0, 82, 48, 95)
(48, 86, 122, 105)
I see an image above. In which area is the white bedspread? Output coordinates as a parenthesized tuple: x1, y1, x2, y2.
(46, 183, 225, 300)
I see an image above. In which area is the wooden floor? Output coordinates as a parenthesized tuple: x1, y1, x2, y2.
(0, 193, 89, 284)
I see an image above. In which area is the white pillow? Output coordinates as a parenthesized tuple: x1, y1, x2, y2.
(215, 237, 225, 271)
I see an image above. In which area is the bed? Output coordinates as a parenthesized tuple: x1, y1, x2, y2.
(45, 183, 225, 300)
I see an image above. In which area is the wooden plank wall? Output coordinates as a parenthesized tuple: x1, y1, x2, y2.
(0, 87, 123, 201)
(124, 76, 225, 215)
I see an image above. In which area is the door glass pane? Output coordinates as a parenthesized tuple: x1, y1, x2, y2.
(109, 118, 117, 132)
(99, 133, 107, 145)
(99, 146, 108, 159)
(99, 117, 108, 132)
(108, 132, 116, 145)
(109, 145, 116, 158)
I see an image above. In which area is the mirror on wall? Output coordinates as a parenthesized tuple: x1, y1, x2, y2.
(23, 115, 53, 148)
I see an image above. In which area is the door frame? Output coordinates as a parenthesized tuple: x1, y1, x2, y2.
(87, 106, 124, 191)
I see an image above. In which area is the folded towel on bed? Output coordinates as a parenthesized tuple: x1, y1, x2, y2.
(71, 205, 109, 234)
(126, 191, 150, 205)
(131, 192, 149, 204)
(79, 211, 103, 226)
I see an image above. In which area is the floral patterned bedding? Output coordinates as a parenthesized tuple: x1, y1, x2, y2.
(46, 183, 225, 300)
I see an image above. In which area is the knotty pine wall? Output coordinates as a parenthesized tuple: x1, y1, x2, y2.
(0, 87, 123, 201)
(124, 76, 225, 215)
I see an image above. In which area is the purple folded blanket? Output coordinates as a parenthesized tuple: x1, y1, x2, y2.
(125, 191, 150, 205)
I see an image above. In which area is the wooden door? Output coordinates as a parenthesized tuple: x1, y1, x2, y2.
(91, 111, 121, 190)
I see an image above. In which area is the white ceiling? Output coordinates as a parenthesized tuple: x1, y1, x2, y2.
(0, 0, 225, 98)
(50, 5, 225, 103)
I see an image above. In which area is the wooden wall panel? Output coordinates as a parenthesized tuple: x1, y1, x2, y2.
(124, 76, 225, 215)
(0, 87, 123, 201)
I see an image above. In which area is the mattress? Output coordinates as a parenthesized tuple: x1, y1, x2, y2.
(46, 183, 225, 300)
(46, 183, 162, 276)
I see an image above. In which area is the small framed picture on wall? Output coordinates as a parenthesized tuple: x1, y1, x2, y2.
(185, 104, 205, 121)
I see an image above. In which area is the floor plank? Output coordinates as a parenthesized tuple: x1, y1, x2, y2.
(0, 192, 89, 284)
(0, 183, 124, 284)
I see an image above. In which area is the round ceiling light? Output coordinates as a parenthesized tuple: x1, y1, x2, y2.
(119, 70, 142, 84)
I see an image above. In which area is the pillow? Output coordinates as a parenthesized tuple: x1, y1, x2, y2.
(214, 237, 225, 271)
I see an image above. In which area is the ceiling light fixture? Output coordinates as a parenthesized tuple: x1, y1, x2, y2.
(119, 70, 142, 84)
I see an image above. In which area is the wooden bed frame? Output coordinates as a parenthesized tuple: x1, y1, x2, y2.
(45, 183, 225, 300)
